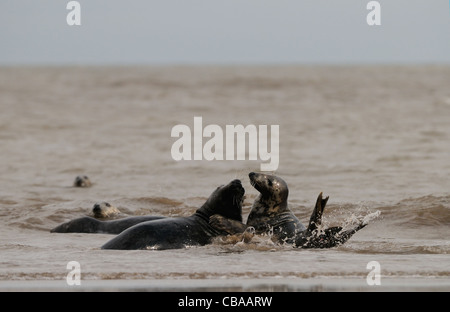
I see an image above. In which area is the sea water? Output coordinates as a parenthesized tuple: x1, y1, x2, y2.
(0, 66, 449, 291)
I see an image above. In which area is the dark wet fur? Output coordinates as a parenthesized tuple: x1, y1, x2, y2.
(210, 173, 366, 249)
(101, 179, 245, 250)
(291, 192, 367, 248)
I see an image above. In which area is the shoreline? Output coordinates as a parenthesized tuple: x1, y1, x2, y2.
(1, 277, 449, 292)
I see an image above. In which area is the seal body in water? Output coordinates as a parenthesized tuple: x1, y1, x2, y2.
(50, 215, 166, 234)
(51, 201, 166, 234)
(210, 172, 366, 248)
(101, 179, 245, 250)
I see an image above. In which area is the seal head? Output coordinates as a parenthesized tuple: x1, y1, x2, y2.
(74, 175, 91, 187)
(92, 201, 121, 219)
(246, 172, 305, 240)
(198, 179, 244, 223)
(248, 172, 289, 217)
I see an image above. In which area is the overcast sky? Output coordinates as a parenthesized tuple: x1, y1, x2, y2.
(1, 0, 449, 65)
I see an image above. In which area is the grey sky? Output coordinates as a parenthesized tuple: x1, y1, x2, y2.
(1, 0, 449, 65)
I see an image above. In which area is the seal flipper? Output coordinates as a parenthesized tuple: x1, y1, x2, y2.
(307, 192, 329, 232)
(331, 223, 367, 246)
(316, 223, 367, 248)
(296, 193, 366, 248)
(209, 214, 248, 235)
(297, 224, 366, 248)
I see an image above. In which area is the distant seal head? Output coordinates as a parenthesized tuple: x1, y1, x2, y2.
(210, 172, 366, 248)
(101, 179, 245, 250)
(91, 201, 121, 219)
(74, 175, 91, 187)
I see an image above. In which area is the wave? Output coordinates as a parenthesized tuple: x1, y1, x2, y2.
(4, 194, 449, 235)
(371, 195, 450, 228)
(290, 194, 450, 230)
(337, 240, 449, 255)
(2, 268, 448, 282)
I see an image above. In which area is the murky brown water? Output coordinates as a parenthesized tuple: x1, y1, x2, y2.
(0, 66, 449, 290)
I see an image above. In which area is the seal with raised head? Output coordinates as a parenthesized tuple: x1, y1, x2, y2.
(101, 179, 245, 250)
(50, 202, 166, 234)
(91, 201, 121, 219)
(210, 172, 366, 248)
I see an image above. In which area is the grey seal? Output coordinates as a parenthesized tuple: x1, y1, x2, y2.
(91, 201, 121, 219)
(50, 216, 165, 234)
(101, 179, 245, 250)
(50, 202, 165, 234)
(210, 172, 366, 248)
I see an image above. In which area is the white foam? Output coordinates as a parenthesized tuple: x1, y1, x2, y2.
(362, 210, 381, 225)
